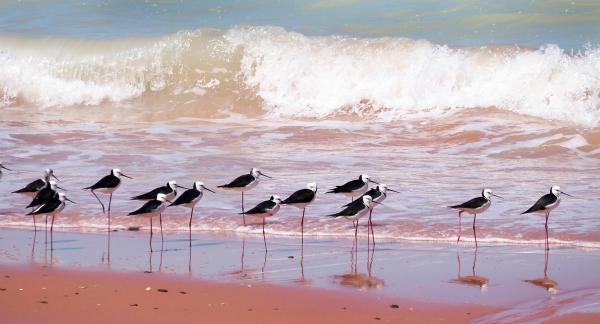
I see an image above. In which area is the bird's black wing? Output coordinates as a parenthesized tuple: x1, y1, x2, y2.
(27, 188, 57, 208)
(342, 188, 379, 207)
(131, 186, 168, 200)
(85, 175, 120, 190)
(128, 199, 163, 215)
(13, 179, 45, 193)
(27, 198, 62, 215)
(244, 200, 276, 214)
(218, 174, 254, 188)
(327, 179, 363, 193)
(522, 194, 557, 214)
(170, 189, 200, 206)
(282, 189, 315, 205)
(328, 202, 366, 217)
(449, 197, 487, 209)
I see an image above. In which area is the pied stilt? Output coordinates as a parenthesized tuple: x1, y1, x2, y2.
(242, 195, 282, 251)
(169, 181, 215, 246)
(13, 168, 59, 198)
(522, 186, 574, 250)
(128, 193, 172, 252)
(218, 168, 272, 226)
(281, 182, 317, 237)
(449, 189, 503, 247)
(27, 192, 75, 249)
(328, 195, 381, 240)
(344, 184, 399, 244)
(84, 168, 133, 231)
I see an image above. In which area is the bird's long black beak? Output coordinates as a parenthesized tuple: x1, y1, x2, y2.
(165, 199, 173, 203)
(369, 179, 379, 185)
(0, 164, 11, 171)
(57, 185, 67, 191)
(560, 191, 575, 198)
(372, 201, 384, 205)
(121, 173, 133, 179)
(66, 197, 76, 204)
(203, 186, 216, 193)
(52, 174, 60, 181)
(388, 188, 400, 193)
(492, 194, 504, 199)
(258, 171, 272, 179)
(176, 184, 190, 190)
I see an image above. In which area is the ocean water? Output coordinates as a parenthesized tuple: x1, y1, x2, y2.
(0, 1, 599, 248)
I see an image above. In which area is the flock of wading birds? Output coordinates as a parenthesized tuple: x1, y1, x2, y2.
(0, 163, 574, 251)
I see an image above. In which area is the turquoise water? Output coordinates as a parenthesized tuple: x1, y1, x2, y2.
(1, 0, 599, 50)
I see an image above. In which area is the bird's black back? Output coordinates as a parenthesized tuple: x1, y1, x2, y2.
(28, 197, 62, 215)
(128, 199, 163, 215)
(244, 200, 276, 214)
(449, 196, 488, 209)
(218, 174, 255, 188)
(131, 185, 171, 200)
(343, 188, 382, 207)
(327, 179, 364, 193)
(13, 179, 45, 193)
(85, 174, 120, 190)
(328, 201, 366, 217)
(170, 189, 200, 206)
(282, 189, 315, 204)
(27, 187, 57, 208)
(522, 193, 557, 214)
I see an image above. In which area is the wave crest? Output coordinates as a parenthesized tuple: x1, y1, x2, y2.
(1, 26, 599, 126)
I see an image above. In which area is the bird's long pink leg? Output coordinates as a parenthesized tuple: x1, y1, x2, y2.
(242, 192, 246, 226)
(189, 207, 194, 248)
(262, 218, 267, 252)
(149, 217, 153, 252)
(457, 211, 462, 243)
(472, 214, 477, 249)
(107, 193, 112, 232)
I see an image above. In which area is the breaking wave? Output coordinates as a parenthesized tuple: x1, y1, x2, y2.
(1, 26, 599, 126)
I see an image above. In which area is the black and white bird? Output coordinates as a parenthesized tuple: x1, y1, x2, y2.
(0, 162, 11, 180)
(449, 189, 503, 246)
(328, 195, 380, 239)
(242, 195, 282, 251)
(13, 168, 59, 197)
(343, 184, 399, 243)
(27, 192, 75, 238)
(26, 180, 64, 209)
(128, 193, 172, 252)
(84, 169, 133, 230)
(218, 168, 272, 225)
(131, 180, 185, 201)
(169, 181, 215, 241)
(327, 174, 378, 202)
(281, 182, 318, 233)
(522, 186, 574, 250)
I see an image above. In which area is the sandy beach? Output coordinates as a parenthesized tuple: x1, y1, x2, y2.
(0, 264, 499, 324)
(2, 1, 600, 322)
(1, 227, 600, 322)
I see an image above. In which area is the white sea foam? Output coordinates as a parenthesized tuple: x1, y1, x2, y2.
(1, 26, 599, 126)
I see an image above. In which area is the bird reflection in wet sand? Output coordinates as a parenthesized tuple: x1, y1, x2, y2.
(333, 235, 384, 289)
(452, 248, 489, 291)
(524, 245, 558, 292)
(226, 238, 255, 279)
